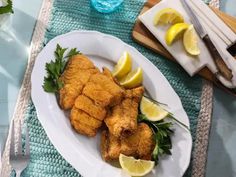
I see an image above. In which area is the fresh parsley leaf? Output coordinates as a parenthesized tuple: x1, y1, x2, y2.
(66, 48, 81, 58)
(42, 44, 80, 93)
(0, 0, 13, 14)
(43, 77, 58, 93)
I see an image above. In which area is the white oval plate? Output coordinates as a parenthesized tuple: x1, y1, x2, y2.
(31, 30, 192, 177)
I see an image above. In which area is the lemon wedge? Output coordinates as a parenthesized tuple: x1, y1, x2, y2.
(119, 154, 154, 176)
(140, 96, 169, 121)
(112, 51, 132, 79)
(153, 8, 184, 26)
(119, 67, 143, 89)
(165, 23, 189, 46)
(183, 25, 200, 56)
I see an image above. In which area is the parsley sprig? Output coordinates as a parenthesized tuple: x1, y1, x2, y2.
(0, 0, 13, 14)
(43, 44, 80, 93)
(138, 114, 173, 165)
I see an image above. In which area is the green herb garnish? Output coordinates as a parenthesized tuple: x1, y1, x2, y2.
(43, 44, 80, 93)
(138, 114, 173, 165)
(0, 0, 13, 14)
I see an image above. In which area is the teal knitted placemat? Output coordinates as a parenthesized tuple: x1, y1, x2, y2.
(14, 0, 211, 176)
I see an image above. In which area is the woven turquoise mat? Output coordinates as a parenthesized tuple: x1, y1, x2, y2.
(14, 0, 210, 176)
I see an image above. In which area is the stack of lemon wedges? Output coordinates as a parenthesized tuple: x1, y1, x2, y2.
(112, 51, 143, 88)
(154, 8, 200, 56)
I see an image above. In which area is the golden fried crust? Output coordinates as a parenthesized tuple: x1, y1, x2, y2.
(70, 107, 103, 137)
(120, 128, 140, 156)
(107, 131, 121, 159)
(59, 55, 99, 110)
(61, 68, 99, 85)
(104, 87, 144, 138)
(102, 67, 122, 87)
(59, 83, 83, 110)
(71, 119, 97, 137)
(89, 73, 124, 106)
(135, 123, 154, 160)
(104, 99, 138, 138)
(74, 95, 107, 121)
(121, 123, 154, 160)
(125, 86, 145, 101)
(101, 123, 154, 161)
(82, 82, 113, 107)
(70, 107, 102, 129)
(101, 130, 110, 161)
(67, 54, 95, 70)
(102, 67, 113, 80)
(101, 130, 121, 161)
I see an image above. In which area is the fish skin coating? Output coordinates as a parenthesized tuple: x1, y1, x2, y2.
(74, 95, 107, 121)
(101, 123, 154, 161)
(104, 86, 144, 138)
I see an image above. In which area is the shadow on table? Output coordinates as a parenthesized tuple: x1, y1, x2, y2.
(205, 88, 236, 177)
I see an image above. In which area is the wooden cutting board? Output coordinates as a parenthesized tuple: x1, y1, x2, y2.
(132, 0, 236, 91)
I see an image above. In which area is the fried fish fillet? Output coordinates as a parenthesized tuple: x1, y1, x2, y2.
(59, 83, 83, 110)
(74, 95, 106, 121)
(101, 123, 154, 161)
(83, 72, 124, 107)
(70, 107, 102, 137)
(59, 54, 99, 110)
(69, 71, 124, 137)
(82, 82, 113, 107)
(104, 86, 144, 137)
(60, 55, 125, 137)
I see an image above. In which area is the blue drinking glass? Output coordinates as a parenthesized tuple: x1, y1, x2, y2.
(91, 0, 124, 13)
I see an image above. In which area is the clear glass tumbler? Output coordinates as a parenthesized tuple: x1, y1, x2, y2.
(91, 0, 124, 13)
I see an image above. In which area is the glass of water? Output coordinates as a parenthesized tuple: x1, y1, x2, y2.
(91, 0, 124, 13)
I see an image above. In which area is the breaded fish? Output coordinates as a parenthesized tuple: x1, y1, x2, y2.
(59, 83, 83, 110)
(84, 72, 124, 107)
(74, 95, 106, 121)
(101, 123, 154, 161)
(70, 107, 102, 137)
(60, 55, 125, 137)
(104, 86, 144, 137)
(59, 54, 99, 109)
(82, 82, 113, 107)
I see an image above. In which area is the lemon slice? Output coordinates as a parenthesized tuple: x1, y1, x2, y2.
(140, 96, 169, 121)
(119, 67, 143, 88)
(183, 25, 200, 56)
(165, 23, 189, 46)
(119, 154, 154, 176)
(112, 51, 132, 79)
(153, 8, 184, 26)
